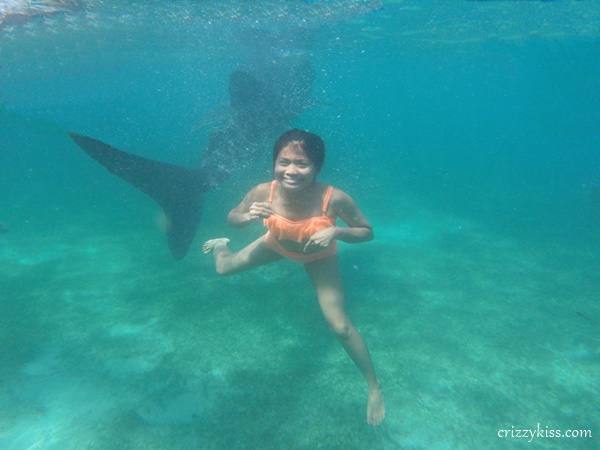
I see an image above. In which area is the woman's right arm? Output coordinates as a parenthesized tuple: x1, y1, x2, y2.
(227, 183, 272, 228)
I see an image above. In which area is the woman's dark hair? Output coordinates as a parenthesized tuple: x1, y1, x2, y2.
(273, 129, 325, 172)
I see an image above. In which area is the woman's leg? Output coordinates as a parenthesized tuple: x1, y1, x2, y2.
(203, 236, 282, 275)
(304, 256, 385, 425)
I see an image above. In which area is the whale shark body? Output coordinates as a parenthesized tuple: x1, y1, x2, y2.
(70, 60, 314, 260)
(6, 1, 381, 259)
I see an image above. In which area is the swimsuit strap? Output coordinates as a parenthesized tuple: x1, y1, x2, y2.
(322, 186, 334, 214)
(268, 180, 277, 203)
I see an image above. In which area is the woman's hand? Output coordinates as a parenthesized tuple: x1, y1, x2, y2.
(303, 227, 337, 253)
(246, 202, 273, 222)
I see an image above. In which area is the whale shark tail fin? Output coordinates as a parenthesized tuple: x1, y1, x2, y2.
(69, 132, 206, 260)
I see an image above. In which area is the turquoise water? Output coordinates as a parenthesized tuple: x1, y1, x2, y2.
(1, 1, 599, 449)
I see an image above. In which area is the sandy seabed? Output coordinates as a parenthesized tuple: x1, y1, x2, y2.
(0, 204, 598, 450)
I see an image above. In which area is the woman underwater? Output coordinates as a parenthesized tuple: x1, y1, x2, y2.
(203, 129, 385, 425)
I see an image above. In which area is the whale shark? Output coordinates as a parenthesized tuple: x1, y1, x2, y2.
(69, 57, 315, 260)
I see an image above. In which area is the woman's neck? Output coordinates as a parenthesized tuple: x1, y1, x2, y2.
(277, 180, 319, 204)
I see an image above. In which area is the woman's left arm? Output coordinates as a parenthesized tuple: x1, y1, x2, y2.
(332, 190, 373, 243)
(303, 189, 373, 252)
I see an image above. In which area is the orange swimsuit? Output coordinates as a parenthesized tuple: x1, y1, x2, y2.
(263, 180, 337, 263)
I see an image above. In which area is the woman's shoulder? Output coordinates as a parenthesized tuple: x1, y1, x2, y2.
(247, 182, 272, 201)
(322, 185, 355, 215)
(328, 186, 353, 205)
(254, 181, 273, 192)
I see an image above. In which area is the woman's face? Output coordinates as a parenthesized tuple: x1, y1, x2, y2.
(274, 143, 317, 192)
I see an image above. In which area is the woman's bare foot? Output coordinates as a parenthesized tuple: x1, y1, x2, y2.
(202, 238, 230, 254)
(367, 386, 385, 426)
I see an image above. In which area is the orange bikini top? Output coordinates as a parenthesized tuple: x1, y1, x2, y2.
(263, 181, 335, 243)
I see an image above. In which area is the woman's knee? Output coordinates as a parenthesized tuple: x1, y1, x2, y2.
(328, 320, 354, 340)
